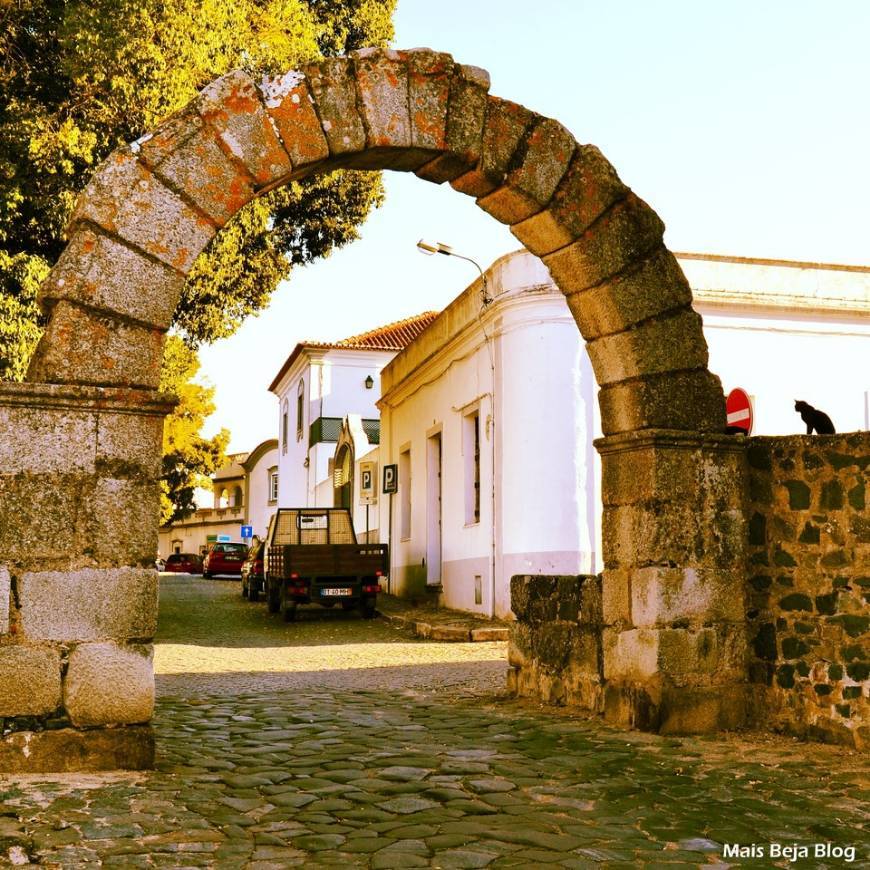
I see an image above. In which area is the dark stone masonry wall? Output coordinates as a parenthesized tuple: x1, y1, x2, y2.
(507, 575, 603, 711)
(745, 433, 868, 747)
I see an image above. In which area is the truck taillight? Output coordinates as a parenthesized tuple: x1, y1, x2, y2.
(363, 584, 381, 594)
(290, 572, 299, 579)
(375, 570, 382, 577)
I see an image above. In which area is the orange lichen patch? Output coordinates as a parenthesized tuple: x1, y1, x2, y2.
(196, 70, 292, 187)
(264, 76, 330, 170)
(81, 237, 96, 254)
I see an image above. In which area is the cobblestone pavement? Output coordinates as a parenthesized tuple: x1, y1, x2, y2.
(1, 577, 868, 868)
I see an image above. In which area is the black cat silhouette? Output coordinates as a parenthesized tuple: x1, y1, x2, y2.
(794, 400, 835, 435)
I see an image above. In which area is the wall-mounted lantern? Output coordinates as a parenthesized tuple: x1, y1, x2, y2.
(364, 375, 374, 390)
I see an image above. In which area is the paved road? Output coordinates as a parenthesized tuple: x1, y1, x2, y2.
(1, 577, 867, 868)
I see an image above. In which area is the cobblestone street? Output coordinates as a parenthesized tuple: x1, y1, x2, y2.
(1, 577, 867, 868)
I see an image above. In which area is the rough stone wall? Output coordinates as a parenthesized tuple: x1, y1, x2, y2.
(746, 433, 869, 748)
(0, 382, 166, 771)
(507, 575, 603, 710)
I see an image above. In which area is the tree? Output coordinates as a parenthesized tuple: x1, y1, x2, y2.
(159, 335, 229, 525)
(0, 0, 396, 373)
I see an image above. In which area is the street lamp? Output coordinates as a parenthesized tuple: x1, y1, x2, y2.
(416, 239, 491, 304)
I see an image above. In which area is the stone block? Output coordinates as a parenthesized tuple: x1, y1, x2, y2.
(0, 402, 97, 475)
(598, 433, 746, 510)
(416, 63, 490, 183)
(64, 642, 154, 726)
(18, 567, 158, 642)
(430, 625, 471, 641)
(0, 472, 92, 570)
(0, 565, 8, 633)
(27, 301, 165, 389)
(350, 49, 419, 169)
(196, 70, 292, 188)
(137, 106, 256, 226)
(601, 569, 631, 626)
(70, 148, 215, 273)
(0, 725, 154, 773)
(602, 501, 744, 571)
(259, 71, 330, 172)
(631, 566, 745, 627)
(597, 369, 727, 435)
(96, 412, 164, 480)
(451, 97, 535, 198)
(585, 307, 709, 387)
(89, 478, 160, 566)
(656, 626, 742, 680)
(564, 248, 694, 341)
(303, 57, 366, 158)
(658, 685, 747, 734)
(602, 627, 659, 681)
(38, 226, 185, 329)
(477, 117, 576, 225)
(510, 145, 629, 256)
(542, 193, 665, 294)
(0, 646, 62, 716)
(407, 49, 454, 151)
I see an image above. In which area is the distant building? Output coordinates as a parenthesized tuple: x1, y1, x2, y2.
(267, 313, 438, 510)
(158, 439, 279, 557)
(363, 249, 869, 620)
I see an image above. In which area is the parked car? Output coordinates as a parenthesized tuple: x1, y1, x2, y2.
(202, 542, 247, 578)
(265, 508, 387, 621)
(241, 540, 265, 602)
(163, 552, 203, 574)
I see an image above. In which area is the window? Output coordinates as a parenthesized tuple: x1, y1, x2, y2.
(463, 410, 481, 524)
(281, 400, 289, 454)
(269, 468, 278, 503)
(399, 447, 411, 539)
(296, 379, 305, 439)
(232, 485, 243, 508)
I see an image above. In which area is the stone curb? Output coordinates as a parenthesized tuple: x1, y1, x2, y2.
(379, 611, 509, 642)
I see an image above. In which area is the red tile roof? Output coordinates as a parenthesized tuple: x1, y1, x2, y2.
(335, 311, 439, 350)
(269, 311, 439, 393)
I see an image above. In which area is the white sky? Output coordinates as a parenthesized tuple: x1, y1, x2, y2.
(198, 0, 870, 452)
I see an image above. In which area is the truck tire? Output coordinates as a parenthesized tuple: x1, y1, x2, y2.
(362, 599, 377, 619)
(267, 582, 280, 614)
(249, 582, 259, 603)
(283, 602, 297, 622)
(241, 578, 248, 599)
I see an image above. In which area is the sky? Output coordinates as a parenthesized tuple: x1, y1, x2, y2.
(198, 0, 870, 452)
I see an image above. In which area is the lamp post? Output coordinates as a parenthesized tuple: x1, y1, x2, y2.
(416, 240, 491, 304)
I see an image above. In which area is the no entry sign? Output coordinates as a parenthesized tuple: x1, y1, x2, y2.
(726, 388, 753, 435)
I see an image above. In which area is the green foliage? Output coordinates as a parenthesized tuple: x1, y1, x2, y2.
(0, 0, 396, 375)
(159, 336, 229, 525)
(0, 251, 47, 380)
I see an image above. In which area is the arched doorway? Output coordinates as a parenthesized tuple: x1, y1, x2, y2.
(0, 48, 747, 771)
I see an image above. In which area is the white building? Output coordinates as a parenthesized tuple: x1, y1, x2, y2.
(268, 313, 438, 509)
(372, 249, 870, 620)
(158, 438, 279, 556)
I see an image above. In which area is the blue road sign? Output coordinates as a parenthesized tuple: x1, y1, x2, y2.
(241, 525, 253, 539)
(217, 534, 232, 542)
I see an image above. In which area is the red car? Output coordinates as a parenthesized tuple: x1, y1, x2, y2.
(202, 542, 247, 578)
(163, 552, 203, 574)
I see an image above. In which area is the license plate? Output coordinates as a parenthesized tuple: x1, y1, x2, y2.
(322, 588, 352, 597)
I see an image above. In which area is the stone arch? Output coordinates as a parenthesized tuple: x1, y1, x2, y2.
(0, 49, 749, 771)
(26, 48, 725, 433)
